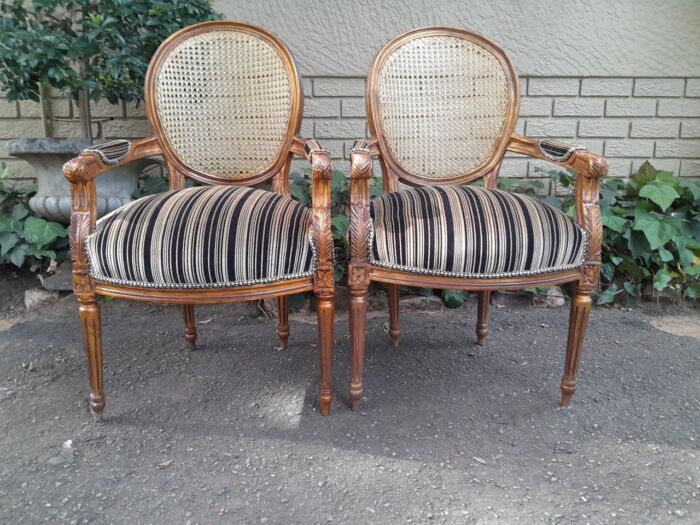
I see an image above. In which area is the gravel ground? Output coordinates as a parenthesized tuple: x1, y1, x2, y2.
(0, 274, 698, 524)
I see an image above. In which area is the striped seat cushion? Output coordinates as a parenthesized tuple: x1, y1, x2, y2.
(86, 186, 314, 288)
(370, 185, 586, 278)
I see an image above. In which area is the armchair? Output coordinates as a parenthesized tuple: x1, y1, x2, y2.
(64, 21, 335, 419)
(348, 27, 607, 411)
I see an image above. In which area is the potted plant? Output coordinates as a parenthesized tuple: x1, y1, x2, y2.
(0, 0, 220, 223)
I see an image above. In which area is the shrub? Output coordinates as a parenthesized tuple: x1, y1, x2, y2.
(0, 168, 68, 271)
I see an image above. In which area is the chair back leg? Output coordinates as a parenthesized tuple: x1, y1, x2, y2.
(476, 290, 491, 345)
(316, 294, 334, 415)
(349, 278, 369, 411)
(277, 296, 290, 349)
(183, 304, 197, 351)
(560, 284, 593, 406)
(387, 284, 400, 348)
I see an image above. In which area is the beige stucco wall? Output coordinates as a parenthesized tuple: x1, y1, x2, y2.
(1, 0, 699, 184)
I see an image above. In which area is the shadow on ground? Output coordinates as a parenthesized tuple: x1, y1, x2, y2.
(0, 289, 698, 523)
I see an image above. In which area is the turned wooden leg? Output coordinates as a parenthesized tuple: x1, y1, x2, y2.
(387, 284, 400, 348)
(560, 285, 593, 406)
(277, 296, 289, 350)
(316, 294, 334, 415)
(183, 304, 196, 351)
(78, 297, 105, 420)
(349, 286, 368, 411)
(476, 290, 491, 346)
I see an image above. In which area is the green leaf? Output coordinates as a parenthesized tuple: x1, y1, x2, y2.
(10, 203, 28, 220)
(597, 284, 618, 305)
(0, 232, 19, 256)
(8, 244, 29, 268)
(22, 217, 67, 248)
(658, 247, 674, 262)
(639, 182, 680, 212)
(653, 267, 672, 291)
(331, 215, 349, 239)
(442, 289, 467, 308)
(685, 285, 700, 299)
(623, 281, 637, 297)
(602, 214, 628, 233)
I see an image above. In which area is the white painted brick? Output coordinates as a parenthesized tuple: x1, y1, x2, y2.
(553, 98, 604, 117)
(102, 119, 151, 138)
(528, 78, 579, 96)
(313, 78, 365, 97)
(90, 99, 124, 118)
(655, 139, 700, 158)
(632, 158, 680, 173)
(629, 119, 680, 138)
(634, 78, 685, 97)
(0, 139, 10, 158)
(606, 99, 657, 117)
(0, 99, 18, 118)
(514, 118, 525, 135)
(605, 140, 655, 157)
(518, 78, 527, 95)
(299, 120, 313, 139)
(681, 120, 700, 138)
(680, 160, 700, 177)
(304, 98, 340, 118)
(497, 158, 528, 178)
(525, 119, 577, 137)
(319, 139, 345, 159)
(686, 79, 700, 97)
(657, 99, 700, 117)
(52, 120, 97, 139)
(125, 102, 146, 118)
(18, 98, 71, 118)
(314, 119, 366, 139)
(580, 78, 633, 97)
(1, 158, 35, 178)
(302, 77, 312, 98)
(528, 159, 561, 179)
(578, 119, 628, 138)
(341, 98, 366, 118)
(0, 118, 44, 139)
(574, 139, 605, 154)
(519, 97, 552, 116)
(605, 158, 633, 177)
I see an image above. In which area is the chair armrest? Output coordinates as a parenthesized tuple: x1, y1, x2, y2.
(507, 134, 608, 287)
(62, 137, 162, 297)
(304, 139, 335, 295)
(347, 140, 374, 291)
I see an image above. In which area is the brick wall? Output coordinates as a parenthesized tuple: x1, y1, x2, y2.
(2, 76, 699, 189)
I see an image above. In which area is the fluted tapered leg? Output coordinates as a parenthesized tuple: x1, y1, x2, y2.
(78, 297, 104, 420)
(560, 285, 593, 406)
(476, 290, 490, 346)
(349, 287, 368, 411)
(277, 296, 289, 350)
(316, 294, 334, 415)
(387, 284, 400, 348)
(183, 304, 196, 351)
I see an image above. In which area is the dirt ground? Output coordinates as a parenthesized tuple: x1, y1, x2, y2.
(0, 270, 698, 524)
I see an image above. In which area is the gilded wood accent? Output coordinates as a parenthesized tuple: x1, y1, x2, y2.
(277, 296, 289, 350)
(476, 290, 490, 346)
(183, 304, 196, 350)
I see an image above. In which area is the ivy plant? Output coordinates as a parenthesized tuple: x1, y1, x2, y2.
(0, 168, 68, 270)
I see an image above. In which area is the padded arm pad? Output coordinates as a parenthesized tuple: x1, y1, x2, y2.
(84, 139, 131, 166)
(539, 139, 586, 163)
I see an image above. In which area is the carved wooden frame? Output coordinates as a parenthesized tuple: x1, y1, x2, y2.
(349, 27, 608, 412)
(64, 21, 335, 419)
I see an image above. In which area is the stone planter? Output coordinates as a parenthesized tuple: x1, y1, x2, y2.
(8, 138, 157, 224)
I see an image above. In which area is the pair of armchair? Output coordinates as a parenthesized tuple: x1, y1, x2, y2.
(64, 22, 606, 420)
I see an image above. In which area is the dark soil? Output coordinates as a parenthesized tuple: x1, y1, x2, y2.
(0, 278, 698, 523)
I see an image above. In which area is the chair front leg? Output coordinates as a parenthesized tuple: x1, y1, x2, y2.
(307, 141, 335, 415)
(348, 141, 373, 411)
(561, 282, 593, 406)
(277, 296, 289, 350)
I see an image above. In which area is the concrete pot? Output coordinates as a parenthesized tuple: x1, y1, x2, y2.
(8, 138, 156, 224)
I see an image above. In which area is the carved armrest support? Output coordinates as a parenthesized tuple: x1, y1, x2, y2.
(63, 137, 162, 297)
(305, 140, 335, 295)
(507, 134, 608, 287)
(347, 140, 374, 291)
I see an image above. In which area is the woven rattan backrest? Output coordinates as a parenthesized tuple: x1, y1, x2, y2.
(368, 28, 519, 186)
(145, 22, 302, 185)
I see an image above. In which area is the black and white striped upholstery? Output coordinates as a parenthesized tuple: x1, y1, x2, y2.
(370, 185, 586, 278)
(86, 186, 314, 288)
